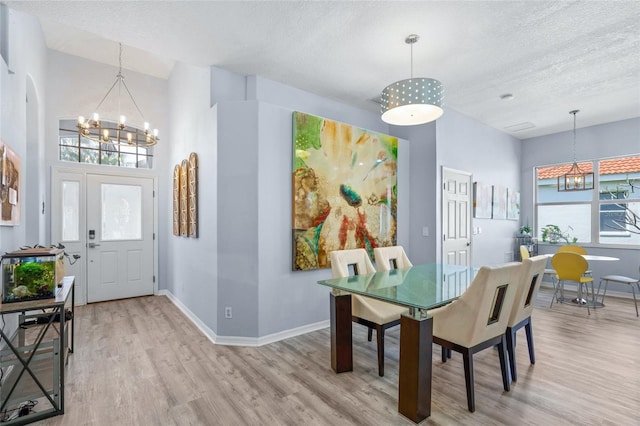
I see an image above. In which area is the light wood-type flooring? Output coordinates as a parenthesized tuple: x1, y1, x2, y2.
(33, 289, 639, 425)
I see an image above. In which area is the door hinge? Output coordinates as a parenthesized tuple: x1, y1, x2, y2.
(153, 190, 155, 197)
(153, 276, 156, 283)
(153, 233, 156, 240)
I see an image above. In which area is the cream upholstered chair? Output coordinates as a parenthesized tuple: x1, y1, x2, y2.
(429, 262, 521, 412)
(330, 249, 407, 377)
(505, 255, 546, 381)
(598, 266, 640, 317)
(519, 245, 530, 260)
(373, 246, 413, 271)
(550, 252, 595, 315)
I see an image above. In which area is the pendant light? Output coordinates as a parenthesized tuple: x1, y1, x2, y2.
(380, 34, 444, 126)
(557, 110, 594, 191)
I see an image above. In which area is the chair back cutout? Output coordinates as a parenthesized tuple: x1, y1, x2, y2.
(374, 246, 413, 272)
(330, 249, 376, 279)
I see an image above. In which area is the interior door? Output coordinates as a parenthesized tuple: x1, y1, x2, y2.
(86, 174, 154, 302)
(442, 167, 472, 267)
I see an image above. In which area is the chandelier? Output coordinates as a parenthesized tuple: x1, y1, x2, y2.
(380, 34, 444, 126)
(557, 110, 593, 191)
(77, 43, 158, 147)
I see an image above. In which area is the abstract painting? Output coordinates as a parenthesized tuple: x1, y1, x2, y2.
(473, 182, 492, 219)
(292, 111, 398, 271)
(0, 141, 20, 226)
(506, 188, 520, 220)
(492, 185, 508, 220)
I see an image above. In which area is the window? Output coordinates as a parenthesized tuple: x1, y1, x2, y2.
(59, 119, 153, 169)
(536, 155, 640, 246)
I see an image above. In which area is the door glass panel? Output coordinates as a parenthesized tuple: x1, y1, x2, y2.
(62, 181, 80, 241)
(101, 184, 142, 241)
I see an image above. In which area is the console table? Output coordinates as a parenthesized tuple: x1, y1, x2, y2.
(0, 276, 75, 425)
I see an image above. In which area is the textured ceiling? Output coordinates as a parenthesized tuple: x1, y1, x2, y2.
(7, 0, 640, 139)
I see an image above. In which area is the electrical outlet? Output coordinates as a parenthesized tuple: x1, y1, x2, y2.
(224, 307, 232, 319)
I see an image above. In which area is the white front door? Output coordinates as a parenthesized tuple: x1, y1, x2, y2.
(86, 174, 154, 302)
(442, 167, 472, 266)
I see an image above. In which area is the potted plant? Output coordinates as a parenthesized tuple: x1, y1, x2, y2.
(519, 225, 532, 236)
(541, 224, 577, 244)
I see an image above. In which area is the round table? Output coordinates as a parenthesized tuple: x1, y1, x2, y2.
(544, 253, 620, 307)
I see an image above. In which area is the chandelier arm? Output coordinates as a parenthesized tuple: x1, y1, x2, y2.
(93, 77, 121, 112)
(120, 78, 146, 121)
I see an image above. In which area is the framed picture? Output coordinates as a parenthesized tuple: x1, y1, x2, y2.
(492, 185, 508, 220)
(0, 141, 20, 226)
(292, 111, 398, 271)
(473, 182, 492, 219)
(506, 188, 520, 220)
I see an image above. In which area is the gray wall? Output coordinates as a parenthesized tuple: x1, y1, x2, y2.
(521, 118, 640, 293)
(436, 109, 522, 267)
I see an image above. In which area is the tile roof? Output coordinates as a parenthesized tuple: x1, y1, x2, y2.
(537, 156, 640, 179)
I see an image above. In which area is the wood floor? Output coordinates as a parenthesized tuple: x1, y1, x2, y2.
(34, 289, 639, 425)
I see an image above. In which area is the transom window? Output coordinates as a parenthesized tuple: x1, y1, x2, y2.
(536, 154, 640, 246)
(59, 119, 153, 169)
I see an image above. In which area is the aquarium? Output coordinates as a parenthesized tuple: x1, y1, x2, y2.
(1, 248, 65, 303)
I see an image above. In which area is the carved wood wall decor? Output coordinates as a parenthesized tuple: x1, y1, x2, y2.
(179, 159, 188, 236)
(173, 152, 199, 238)
(187, 153, 198, 237)
(172, 165, 180, 235)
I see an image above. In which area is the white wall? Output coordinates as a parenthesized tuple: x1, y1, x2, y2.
(164, 61, 218, 332)
(0, 9, 47, 254)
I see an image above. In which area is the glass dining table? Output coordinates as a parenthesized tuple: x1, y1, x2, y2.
(317, 263, 477, 423)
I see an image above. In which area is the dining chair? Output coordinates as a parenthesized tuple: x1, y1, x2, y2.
(505, 255, 546, 381)
(519, 245, 530, 260)
(429, 262, 521, 412)
(550, 252, 595, 315)
(557, 244, 591, 275)
(598, 266, 640, 317)
(557, 244, 587, 254)
(373, 246, 413, 271)
(330, 248, 407, 377)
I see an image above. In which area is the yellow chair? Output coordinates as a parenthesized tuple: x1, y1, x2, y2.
(519, 245, 530, 260)
(550, 252, 595, 315)
(373, 246, 413, 271)
(506, 255, 547, 381)
(557, 244, 587, 254)
(429, 263, 521, 412)
(330, 249, 407, 377)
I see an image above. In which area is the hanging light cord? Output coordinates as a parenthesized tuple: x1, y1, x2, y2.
(572, 111, 577, 162)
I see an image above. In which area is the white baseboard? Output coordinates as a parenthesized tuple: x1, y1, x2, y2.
(158, 289, 329, 347)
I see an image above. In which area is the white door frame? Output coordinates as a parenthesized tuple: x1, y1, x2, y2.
(51, 166, 158, 305)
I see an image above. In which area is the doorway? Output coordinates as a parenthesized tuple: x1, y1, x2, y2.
(51, 168, 156, 304)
